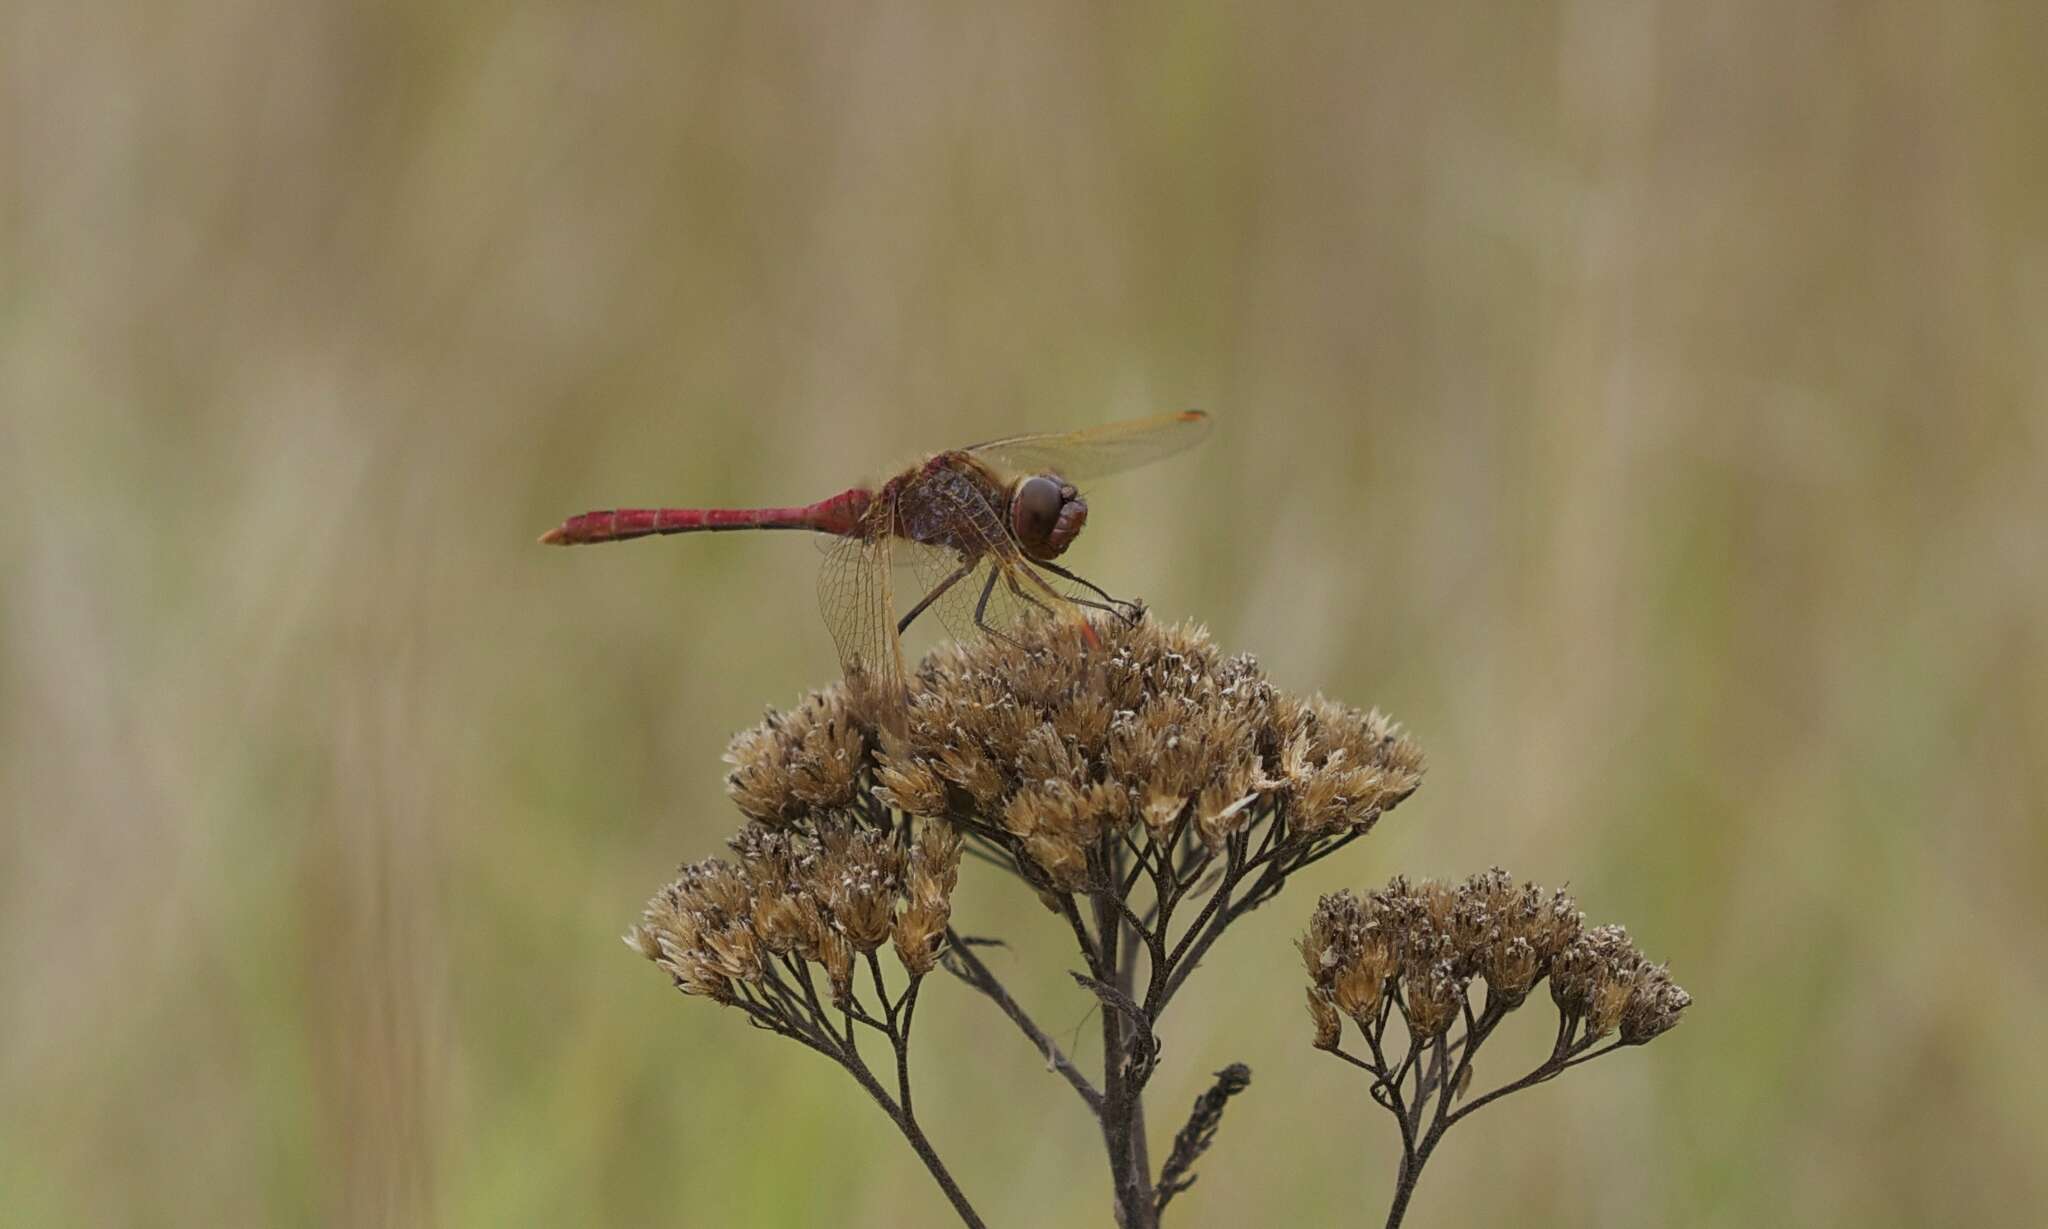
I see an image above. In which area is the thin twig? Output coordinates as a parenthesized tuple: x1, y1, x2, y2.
(941, 928, 1104, 1113)
(834, 1039, 987, 1229)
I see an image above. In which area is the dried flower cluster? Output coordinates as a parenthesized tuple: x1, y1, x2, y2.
(628, 815, 978, 1224)
(622, 612, 1687, 1229)
(1301, 870, 1687, 1050)
(643, 614, 1431, 1228)
(1300, 870, 1690, 1226)
(1551, 921, 1694, 1045)
(725, 615, 1423, 900)
(629, 818, 962, 1015)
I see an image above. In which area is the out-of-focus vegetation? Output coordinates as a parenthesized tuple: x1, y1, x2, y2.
(5, 5, 2044, 1225)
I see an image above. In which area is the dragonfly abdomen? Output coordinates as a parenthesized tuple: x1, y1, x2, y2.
(541, 492, 871, 545)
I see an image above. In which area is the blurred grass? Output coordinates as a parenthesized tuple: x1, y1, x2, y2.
(5, 3, 2046, 1225)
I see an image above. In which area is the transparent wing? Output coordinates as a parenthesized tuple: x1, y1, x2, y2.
(815, 531, 924, 570)
(899, 543, 1005, 648)
(964, 410, 1211, 482)
(914, 551, 1063, 652)
(816, 496, 903, 692)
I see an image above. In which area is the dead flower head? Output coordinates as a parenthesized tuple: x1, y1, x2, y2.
(1300, 869, 1688, 1050)
(621, 606, 1689, 1229)
(721, 613, 1425, 893)
(1301, 874, 1689, 1224)
(627, 816, 964, 1011)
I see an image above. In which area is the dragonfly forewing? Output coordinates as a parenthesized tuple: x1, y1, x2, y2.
(965, 410, 1210, 483)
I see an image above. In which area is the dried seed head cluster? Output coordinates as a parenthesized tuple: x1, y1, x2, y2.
(1303, 873, 1690, 1225)
(626, 606, 1690, 1229)
(725, 690, 868, 826)
(1551, 922, 1693, 1045)
(627, 817, 963, 1008)
(1302, 871, 1685, 1048)
(723, 614, 1424, 893)
(614, 600, 1703, 1229)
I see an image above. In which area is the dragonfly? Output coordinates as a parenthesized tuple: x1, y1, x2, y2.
(540, 411, 1212, 690)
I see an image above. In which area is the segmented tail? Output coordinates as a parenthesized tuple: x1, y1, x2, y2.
(538, 488, 871, 545)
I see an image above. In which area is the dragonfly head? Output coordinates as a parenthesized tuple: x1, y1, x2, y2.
(1010, 474, 1087, 560)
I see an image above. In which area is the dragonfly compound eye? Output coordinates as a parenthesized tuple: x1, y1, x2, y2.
(1011, 474, 1086, 560)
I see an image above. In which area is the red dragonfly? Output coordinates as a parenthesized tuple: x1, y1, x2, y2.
(541, 411, 1211, 689)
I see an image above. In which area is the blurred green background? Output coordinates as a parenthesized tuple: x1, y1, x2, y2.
(5, 4, 2045, 1225)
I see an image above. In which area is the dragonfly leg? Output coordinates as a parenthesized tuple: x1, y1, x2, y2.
(1028, 559, 1144, 624)
(898, 556, 976, 636)
(973, 567, 1025, 649)
(1003, 569, 1059, 619)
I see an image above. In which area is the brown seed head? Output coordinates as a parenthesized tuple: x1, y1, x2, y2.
(715, 615, 1422, 890)
(1620, 964, 1693, 1044)
(866, 615, 1422, 885)
(724, 690, 872, 825)
(661, 615, 1432, 1029)
(1453, 868, 1584, 1005)
(1302, 872, 1686, 1048)
(1298, 890, 1398, 1025)
(1306, 985, 1343, 1050)
(631, 816, 965, 1011)
(1551, 923, 1640, 1037)
(811, 825, 904, 951)
(892, 822, 964, 975)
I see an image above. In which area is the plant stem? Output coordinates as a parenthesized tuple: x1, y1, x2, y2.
(1128, 1081, 1152, 1215)
(840, 1057, 987, 1229)
(1121, 933, 1153, 1218)
(1383, 1139, 1431, 1229)
(1374, 1013, 1625, 1226)
(943, 930, 1103, 1114)
(1093, 862, 1157, 1228)
(895, 1110, 983, 1228)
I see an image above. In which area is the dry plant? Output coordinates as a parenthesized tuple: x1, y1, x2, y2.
(625, 614, 1688, 1226)
(1300, 874, 1690, 1225)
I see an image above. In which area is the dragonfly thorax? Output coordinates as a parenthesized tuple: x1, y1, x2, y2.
(1010, 474, 1087, 561)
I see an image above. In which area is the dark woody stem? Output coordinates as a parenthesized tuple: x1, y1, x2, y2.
(836, 1043, 986, 1229)
(763, 959, 986, 1229)
(1346, 1002, 1635, 1229)
(948, 802, 1374, 1226)
(1093, 848, 1156, 1228)
(1155, 827, 1365, 1011)
(941, 928, 1104, 1114)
